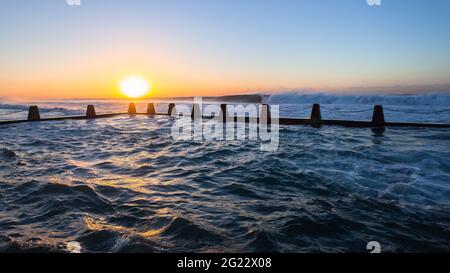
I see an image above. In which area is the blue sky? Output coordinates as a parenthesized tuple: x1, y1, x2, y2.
(1, 0, 450, 98)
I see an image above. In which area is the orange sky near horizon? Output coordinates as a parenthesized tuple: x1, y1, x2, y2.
(1, 39, 448, 99)
(0, 50, 360, 99)
(2, 48, 444, 99)
(0, 74, 274, 99)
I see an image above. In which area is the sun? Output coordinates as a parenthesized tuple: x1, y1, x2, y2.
(119, 76, 151, 98)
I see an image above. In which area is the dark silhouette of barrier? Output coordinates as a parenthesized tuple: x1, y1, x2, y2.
(168, 103, 176, 116)
(220, 104, 228, 123)
(27, 106, 41, 121)
(260, 104, 271, 124)
(191, 103, 201, 119)
(372, 105, 385, 126)
(310, 104, 322, 122)
(86, 105, 96, 119)
(128, 103, 137, 114)
(147, 103, 156, 115)
(1, 102, 449, 128)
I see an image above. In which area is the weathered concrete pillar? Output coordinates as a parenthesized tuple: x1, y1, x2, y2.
(27, 106, 41, 121)
(168, 103, 175, 116)
(310, 104, 322, 122)
(220, 104, 228, 123)
(191, 103, 202, 119)
(372, 105, 385, 126)
(86, 105, 96, 118)
(146, 103, 156, 115)
(260, 104, 271, 124)
(128, 103, 137, 114)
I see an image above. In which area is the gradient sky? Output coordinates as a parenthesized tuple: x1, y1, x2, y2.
(1, 0, 450, 99)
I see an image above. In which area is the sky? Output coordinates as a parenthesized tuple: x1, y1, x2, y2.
(0, 0, 450, 99)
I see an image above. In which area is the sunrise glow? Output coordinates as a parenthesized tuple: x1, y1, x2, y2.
(119, 76, 151, 98)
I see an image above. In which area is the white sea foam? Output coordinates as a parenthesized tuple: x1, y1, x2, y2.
(266, 92, 450, 106)
(67, 241, 82, 253)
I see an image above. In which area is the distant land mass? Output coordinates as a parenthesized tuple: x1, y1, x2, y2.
(147, 94, 266, 103)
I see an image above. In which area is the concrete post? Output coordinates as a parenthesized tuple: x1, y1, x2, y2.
(372, 105, 385, 126)
(146, 103, 156, 115)
(260, 104, 271, 124)
(191, 103, 202, 119)
(128, 103, 137, 114)
(27, 106, 41, 121)
(168, 103, 175, 116)
(310, 104, 322, 122)
(86, 105, 96, 118)
(220, 104, 228, 123)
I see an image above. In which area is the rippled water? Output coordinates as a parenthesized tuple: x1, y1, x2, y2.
(0, 95, 449, 252)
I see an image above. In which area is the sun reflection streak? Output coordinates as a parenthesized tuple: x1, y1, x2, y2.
(84, 216, 171, 238)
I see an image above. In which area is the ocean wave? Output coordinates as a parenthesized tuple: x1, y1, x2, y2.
(267, 92, 450, 106)
(0, 148, 17, 161)
(0, 235, 64, 253)
(0, 114, 449, 252)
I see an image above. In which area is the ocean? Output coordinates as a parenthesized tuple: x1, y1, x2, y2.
(0, 92, 449, 252)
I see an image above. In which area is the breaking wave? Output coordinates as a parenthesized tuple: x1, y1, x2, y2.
(267, 92, 450, 106)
